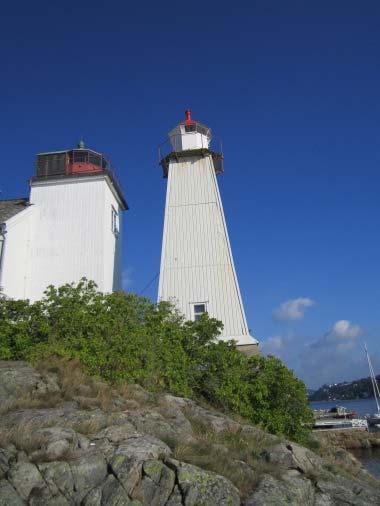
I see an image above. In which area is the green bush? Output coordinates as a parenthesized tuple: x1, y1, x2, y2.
(0, 279, 313, 442)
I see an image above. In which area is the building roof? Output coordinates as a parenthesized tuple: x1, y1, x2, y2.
(0, 198, 29, 223)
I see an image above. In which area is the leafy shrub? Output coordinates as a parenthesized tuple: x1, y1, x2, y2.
(0, 279, 312, 442)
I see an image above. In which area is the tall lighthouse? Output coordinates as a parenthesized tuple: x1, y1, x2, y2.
(158, 111, 258, 354)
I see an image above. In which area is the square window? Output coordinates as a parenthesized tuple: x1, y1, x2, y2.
(193, 303, 206, 321)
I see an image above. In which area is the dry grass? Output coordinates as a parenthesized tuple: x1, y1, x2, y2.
(0, 418, 54, 453)
(70, 418, 106, 435)
(35, 357, 117, 413)
(0, 392, 62, 416)
(160, 416, 280, 498)
(118, 383, 159, 407)
(29, 446, 76, 464)
(312, 437, 380, 487)
(168, 436, 280, 497)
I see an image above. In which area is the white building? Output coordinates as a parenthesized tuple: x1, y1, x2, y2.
(0, 142, 127, 301)
(158, 111, 259, 354)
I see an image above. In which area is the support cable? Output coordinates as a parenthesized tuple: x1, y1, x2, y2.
(138, 272, 159, 296)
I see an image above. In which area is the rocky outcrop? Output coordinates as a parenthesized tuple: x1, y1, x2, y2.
(0, 361, 379, 505)
(245, 471, 315, 506)
(0, 361, 60, 405)
(166, 459, 240, 506)
(316, 428, 380, 449)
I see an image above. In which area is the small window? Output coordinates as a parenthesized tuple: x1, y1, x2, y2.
(185, 124, 196, 133)
(111, 207, 119, 236)
(193, 303, 206, 321)
(88, 152, 101, 166)
(73, 150, 88, 163)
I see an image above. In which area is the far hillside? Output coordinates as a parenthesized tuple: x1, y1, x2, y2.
(309, 376, 380, 401)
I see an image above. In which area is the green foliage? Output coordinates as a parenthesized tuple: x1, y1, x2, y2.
(0, 279, 312, 442)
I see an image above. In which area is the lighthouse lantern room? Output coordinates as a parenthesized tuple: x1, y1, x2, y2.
(168, 109, 211, 152)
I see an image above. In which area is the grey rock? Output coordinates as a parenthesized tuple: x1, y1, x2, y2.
(124, 409, 192, 443)
(115, 433, 171, 461)
(123, 399, 140, 410)
(82, 486, 102, 505)
(69, 453, 107, 502)
(38, 461, 74, 499)
(323, 447, 372, 481)
(0, 361, 43, 403)
(0, 406, 75, 431)
(0, 448, 15, 478)
(0, 479, 24, 506)
(101, 474, 132, 505)
(124, 410, 165, 432)
(35, 373, 61, 396)
(314, 492, 334, 506)
(0, 361, 60, 407)
(160, 405, 193, 439)
(3, 361, 380, 506)
(63, 408, 110, 433)
(16, 451, 29, 463)
(165, 485, 183, 506)
(72, 395, 101, 409)
(126, 384, 156, 404)
(316, 475, 380, 506)
(88, 437, 115, 459)
(132, 460, 175, 506)
(163, 394, 240, 434)
(240, 424, 279, 445)
(77, 434, 90, 450)
(166, 459, 240, 506)
(30, 426, 89, 461)
(232, 459, 256, 484)
(7, 462, 45, 501)
(263, 441, 323, 475)
(162, 395, 191, 410)
(28, 485, 69, 506)
(109, 454, 142, 495)
(93, 423, 137, 444)
(244, 471, 314, 506)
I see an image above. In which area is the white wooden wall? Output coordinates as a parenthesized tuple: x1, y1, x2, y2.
(158, 154, 257, 346)
(1, 207, 34, 300)
(2, 174, 123, 302)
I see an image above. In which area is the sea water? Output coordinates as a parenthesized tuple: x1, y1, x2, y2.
(309, 398, 380, 478)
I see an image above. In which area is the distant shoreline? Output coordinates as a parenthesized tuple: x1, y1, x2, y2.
(309, 375, 380, 402)
(309, 397, 375, 402)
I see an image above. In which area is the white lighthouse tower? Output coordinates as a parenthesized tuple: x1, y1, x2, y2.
(158, 111, 258, 354)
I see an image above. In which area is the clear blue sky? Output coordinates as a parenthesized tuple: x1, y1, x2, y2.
(1, 1, 380, 388)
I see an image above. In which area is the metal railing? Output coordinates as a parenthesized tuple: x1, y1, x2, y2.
(158, 133, 223, 166)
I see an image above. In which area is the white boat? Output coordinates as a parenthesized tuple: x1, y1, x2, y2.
(313, 417, 368, 431)
(364, 344, 380, 427)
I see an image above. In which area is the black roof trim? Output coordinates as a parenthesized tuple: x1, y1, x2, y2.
(159, 148, 223, 178)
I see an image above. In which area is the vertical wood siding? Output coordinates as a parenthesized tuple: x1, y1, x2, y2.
(2, 175, 123, 302)
(158, 154, 257, 345)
